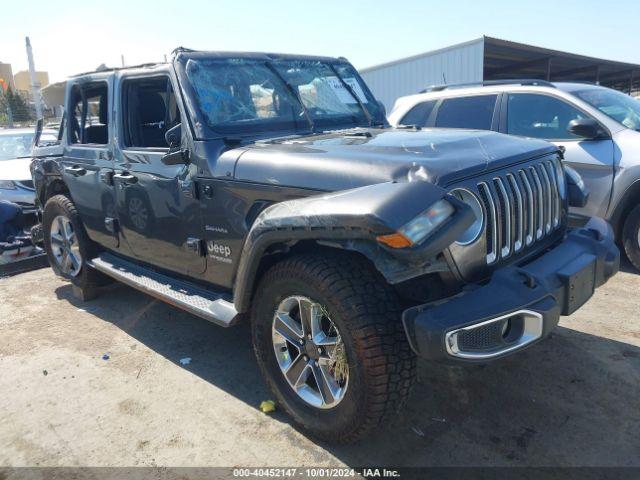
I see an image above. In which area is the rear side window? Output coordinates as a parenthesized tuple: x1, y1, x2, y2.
(507, 93, 587, 140)
(68, 83, 109, 145)
(122, 76, 180, 149)
(435, 95, 498, 130)
(400, 100, 437, 127)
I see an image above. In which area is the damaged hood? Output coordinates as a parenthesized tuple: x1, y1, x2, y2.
(233, 128, 557, 191)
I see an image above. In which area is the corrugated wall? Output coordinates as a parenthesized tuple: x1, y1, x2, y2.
(360, 38, 485, 111)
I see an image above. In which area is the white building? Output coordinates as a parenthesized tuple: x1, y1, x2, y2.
(360, 36, 640, 111)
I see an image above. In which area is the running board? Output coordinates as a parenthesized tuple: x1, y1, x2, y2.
(89, 253, 239, 327)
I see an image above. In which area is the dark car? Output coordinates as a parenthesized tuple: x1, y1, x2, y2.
(31, 49, 619, 442)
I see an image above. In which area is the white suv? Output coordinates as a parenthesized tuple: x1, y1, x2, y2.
(389, 80, 640, 270)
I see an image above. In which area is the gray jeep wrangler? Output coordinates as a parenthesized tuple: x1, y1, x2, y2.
(31, 49, 619, 442)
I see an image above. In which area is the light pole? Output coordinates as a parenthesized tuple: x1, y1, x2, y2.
(25, 36, 43, 121)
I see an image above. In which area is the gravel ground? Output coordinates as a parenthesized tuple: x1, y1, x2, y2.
(0, 262, 639, 468)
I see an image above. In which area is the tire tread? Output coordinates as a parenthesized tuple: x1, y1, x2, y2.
(252, 252, 416, 442)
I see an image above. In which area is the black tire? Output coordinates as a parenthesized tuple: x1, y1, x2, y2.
(622, 204, 640, 272)
(251, 252, 416, 442)
(42, 194, 109, 289)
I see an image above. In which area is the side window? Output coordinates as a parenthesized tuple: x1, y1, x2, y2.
(122, 76, 180, 149)
(68, 83, 109, 145)
(435, 95, 498, 130)
(400, 100, 437, 127)
(507, 94, 586, 140)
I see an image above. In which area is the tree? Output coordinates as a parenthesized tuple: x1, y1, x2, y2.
(0, 87, 32, 125)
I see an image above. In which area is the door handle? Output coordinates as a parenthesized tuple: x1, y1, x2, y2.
(113, 172, 138, 185)
(65, 165, 87, 177)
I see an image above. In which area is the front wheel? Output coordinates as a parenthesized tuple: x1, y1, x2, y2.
(251, 253, 416, 442)
(622, 204, 640, 272)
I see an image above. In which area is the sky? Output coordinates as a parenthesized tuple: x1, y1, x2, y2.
(2, 0, 639, 84)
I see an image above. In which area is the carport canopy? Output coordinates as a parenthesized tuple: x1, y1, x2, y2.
(483, 36, 640, 95)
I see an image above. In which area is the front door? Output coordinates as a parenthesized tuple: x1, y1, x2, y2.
(505, 93, 615, 219)
(112, 74, 205, 276)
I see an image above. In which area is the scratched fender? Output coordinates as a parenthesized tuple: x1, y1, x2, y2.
(232, 180, 475, 313)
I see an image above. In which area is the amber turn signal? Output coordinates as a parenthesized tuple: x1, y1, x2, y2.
(376, 232, 414, 249)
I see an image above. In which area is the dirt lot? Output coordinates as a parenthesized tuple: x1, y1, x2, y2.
(1, 262, 639, 468)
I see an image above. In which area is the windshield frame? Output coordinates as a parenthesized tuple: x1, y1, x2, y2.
(174, 52, 385, 141)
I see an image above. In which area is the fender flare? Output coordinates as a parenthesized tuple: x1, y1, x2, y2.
(31, 156, 67, 208)
(232, 181, 474, 313)
(610, 179, 640, 237)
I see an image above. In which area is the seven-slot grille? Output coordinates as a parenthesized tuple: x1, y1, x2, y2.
(477, 157, 565, 265)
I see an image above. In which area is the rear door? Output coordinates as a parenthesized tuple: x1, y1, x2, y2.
(432, 94, 500, 131)
(503, 93, 615, 218)
(61, 78, 118, 249)
(112, 72, 205, 276)
(399, 94, 501, 131)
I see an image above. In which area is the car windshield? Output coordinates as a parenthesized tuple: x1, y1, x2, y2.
(574, 88, 640, 131)
(0, 132, 58, 160)
(0, 133, 35, 160)
(185, 57, 381, 134)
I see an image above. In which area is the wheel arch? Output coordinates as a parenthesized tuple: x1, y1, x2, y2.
(610, 180, 640, 239)
(231, 181, 473, 314)
(245, 240, 382, 311)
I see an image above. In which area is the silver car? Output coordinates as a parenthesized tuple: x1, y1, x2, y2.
(0, 128, 58, 212)
(389, 81, 640, 271)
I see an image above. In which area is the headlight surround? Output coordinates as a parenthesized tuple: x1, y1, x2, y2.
(450, 188, 484, 245)
(401, 199, 455, 244)
(378, 198, 455, 248)
(0, 180, 16, 190)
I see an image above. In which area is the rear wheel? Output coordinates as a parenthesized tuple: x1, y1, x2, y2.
(251, 253, 416, 442)
(622, 204, 640, 271)
(43, 194, 109, 289)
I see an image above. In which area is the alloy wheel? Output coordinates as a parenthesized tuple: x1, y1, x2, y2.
(272, 296, 348, 409)
(50, 215, 82, 277)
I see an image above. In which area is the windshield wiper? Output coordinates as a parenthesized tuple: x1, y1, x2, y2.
(327, 64, 374, 128)
(264, 62, 315, 133)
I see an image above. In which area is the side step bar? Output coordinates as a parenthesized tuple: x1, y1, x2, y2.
(89, 253, 239, 327)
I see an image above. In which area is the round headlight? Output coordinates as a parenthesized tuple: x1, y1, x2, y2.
(450, 188, 484, 245)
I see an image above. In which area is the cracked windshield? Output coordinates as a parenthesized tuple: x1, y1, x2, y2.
(185, 58, 380, 133)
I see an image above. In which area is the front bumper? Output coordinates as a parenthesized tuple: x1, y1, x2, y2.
(0, 188, 38, 227)
(402, 217, 619, 364)
(0, 186, 36, 208)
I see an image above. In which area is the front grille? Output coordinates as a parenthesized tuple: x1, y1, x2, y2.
(15, 180, 34, 190)
(477, 158, 564, 265)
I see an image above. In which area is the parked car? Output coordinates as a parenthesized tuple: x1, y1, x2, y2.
(32, 52, 618, 442)
(388, 80, 640, 270)
(0, 128, 58, 214)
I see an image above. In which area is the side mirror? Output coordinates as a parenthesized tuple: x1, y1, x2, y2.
(162, 123, 189, 165)
(165, 123, 181, 149)
(567, 118, 608, 140)
(564, 165, 590, 208)
(162, 148, 189, 165)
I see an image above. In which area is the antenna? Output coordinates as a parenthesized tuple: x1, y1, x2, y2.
(121, 55, 126, 67)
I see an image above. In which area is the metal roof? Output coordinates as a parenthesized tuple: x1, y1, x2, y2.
(482, 36, 639, 93)
(361, 36, 640, 96)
